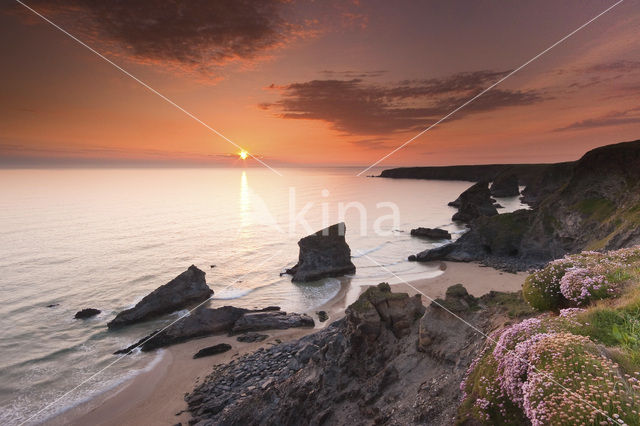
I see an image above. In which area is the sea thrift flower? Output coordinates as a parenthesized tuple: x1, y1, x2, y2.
(560, 268, 613, 305)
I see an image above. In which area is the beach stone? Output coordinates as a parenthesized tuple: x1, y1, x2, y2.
(284, 222, 356, 282)
(236, 332, 269, 343)
(410, 227, 452, 239)
(316, 310, 329, 322)
(193, 343, 232, 359)
(74, 308, 101, 319)
(107, 265, 213, 329)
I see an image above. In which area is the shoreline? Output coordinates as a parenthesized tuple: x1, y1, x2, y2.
(46, 261, 526, 426)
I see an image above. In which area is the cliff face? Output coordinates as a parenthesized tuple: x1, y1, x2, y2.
(412, 140, 640, 270)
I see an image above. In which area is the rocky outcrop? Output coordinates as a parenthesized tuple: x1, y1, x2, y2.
(450, 181, 498, 223)
(411, 140, 640, 271)
(490, 173, 519, 197)
(410, 227, 451, 239)
(107, 265, 213, 329)
(114, 306, 314, 353)
(74, 308, 100, 319)
(231, 311, 314, 334)
(193, 344, 232, 359)
(284, 222, 356, 282)
(186, 284, 525, 426)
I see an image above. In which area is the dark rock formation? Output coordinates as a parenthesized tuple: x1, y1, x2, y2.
(284, 222, 356, 282)
(450, 181, 498, 223)
(186, 284, 523, 426)
(107, 265, 213, 329)
(74, 308, 101, 319)
(410, 227, 451, 239)
(237, 332, 268, 343)
(490, 173, 519, 197)
(316, 310, 328, 322)
(46, 304, 60, 308)
(193, 344, 232, 359)
(114, 306, 313, 353)
(231, 311, 314, 334)
(411, 140, 640, 271)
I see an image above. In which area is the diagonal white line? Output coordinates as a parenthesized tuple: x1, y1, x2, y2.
(360, 252, 618, 424)
(356, 0, 625, 176)
(19, 249, 285, 426)
(15, 0, 283, 177)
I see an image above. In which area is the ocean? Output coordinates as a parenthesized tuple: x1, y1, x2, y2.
(0, 167, 525, 424)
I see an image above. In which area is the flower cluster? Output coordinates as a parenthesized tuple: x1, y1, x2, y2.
(560, 267, 613, 305)
(461, 324, 640, 425)
(524, 246, 640, 311)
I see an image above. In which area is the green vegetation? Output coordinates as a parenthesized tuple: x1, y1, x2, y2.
(573, 197, 617, 222)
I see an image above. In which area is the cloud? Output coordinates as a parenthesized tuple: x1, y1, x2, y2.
(555, 107, 640, 132)
(18, 0, 306, 78)
(585, 60, 640, 74)
(261, 71, 542, 135)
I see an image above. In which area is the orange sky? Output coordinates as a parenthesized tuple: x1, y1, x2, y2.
(1, 0, 640, 168)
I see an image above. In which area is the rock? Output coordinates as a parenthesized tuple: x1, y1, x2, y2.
(490, 173, 520, 197)
(193, 343, 232, 359)
(450, 182, 498, 223)
(410, 227, 451, 239)
(236, 332, 269, 343)
(346, 282, 425, 342)
(74, 308, 101, 319)
(316, 310, 329, 322)
(107, 265, 213, 329)
(284, 222, 356, 282)
(46, 304, 60, 308)
(418, 285, 481, 360)
(231, 311, 315, 334)
(116, 305, 251, 353)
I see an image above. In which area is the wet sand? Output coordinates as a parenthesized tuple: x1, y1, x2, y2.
(49, 261, 526, 426)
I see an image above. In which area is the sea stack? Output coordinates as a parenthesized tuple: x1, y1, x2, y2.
(490, 173, 520, 197)
(285, 222, 356, 282)
(450, 181, 498, 223)
(107, 265, 213, 329)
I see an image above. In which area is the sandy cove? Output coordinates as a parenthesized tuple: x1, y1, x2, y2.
(48, 261, 527, 426)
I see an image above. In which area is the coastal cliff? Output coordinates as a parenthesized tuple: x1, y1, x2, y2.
(411, 140, 640, 270)
(186, 283, 530, 425)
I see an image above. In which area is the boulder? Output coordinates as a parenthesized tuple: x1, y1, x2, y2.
(193, 343, 232, 359)
(450, 181, 498, 223)
(107, 265, 213, 329)
(284, 223, 356, 282)
(231, 311, 314, 334)
(490, 173, 520, 197)
(316, 310, 329, 322)
(74, 308, 101, 319)
(346, 282, 425, 342)
(410, 227, 451, 239)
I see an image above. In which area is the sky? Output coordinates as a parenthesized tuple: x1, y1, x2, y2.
(1, 0, 640, 168)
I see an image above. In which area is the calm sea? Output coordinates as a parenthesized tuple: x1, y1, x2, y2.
(0, 167, 525, 424)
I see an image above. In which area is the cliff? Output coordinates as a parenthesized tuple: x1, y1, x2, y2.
(412, 140, 640, 270)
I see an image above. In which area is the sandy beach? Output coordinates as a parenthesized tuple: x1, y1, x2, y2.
(48, 261, 526, 426)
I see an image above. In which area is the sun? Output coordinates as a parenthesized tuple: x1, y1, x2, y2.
(239, 150, 248, 160)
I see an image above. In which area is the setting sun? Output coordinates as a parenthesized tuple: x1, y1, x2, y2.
(239, 150, 248, 160)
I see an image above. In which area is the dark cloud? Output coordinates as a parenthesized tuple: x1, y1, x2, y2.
(555, 107, 640, 132)
(261, 71, 542, 135)
(20, 0, 302, 77)
(585, 60, 640, 74)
